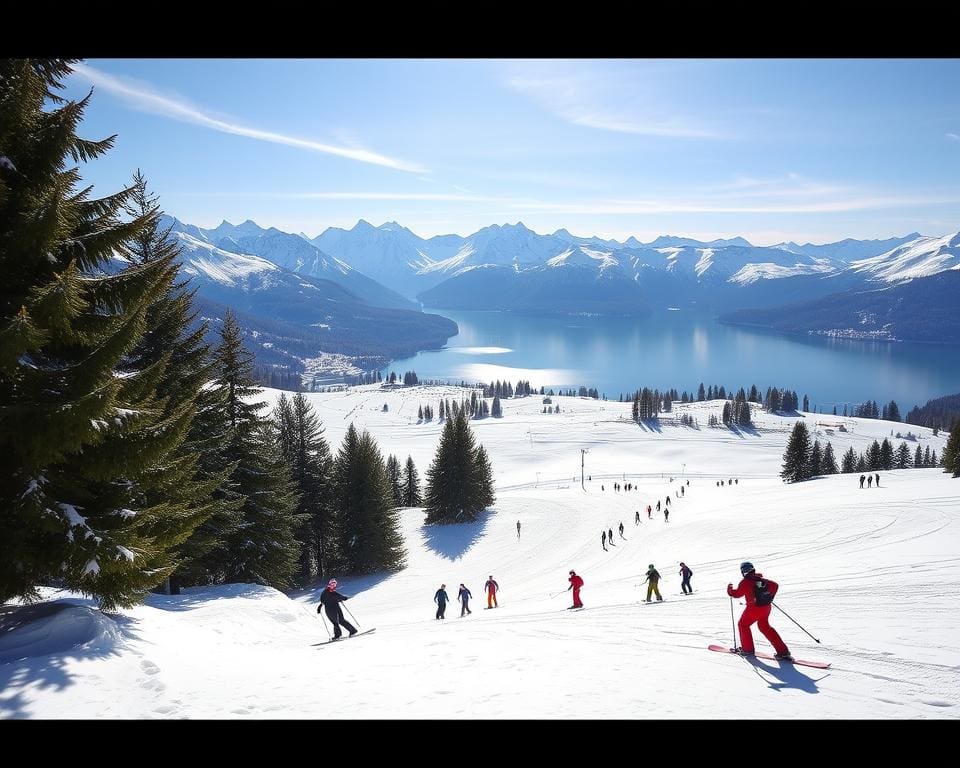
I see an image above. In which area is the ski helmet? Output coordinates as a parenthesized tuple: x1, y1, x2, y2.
(740, 561, 755, 575)
(328, 578, 337, 588)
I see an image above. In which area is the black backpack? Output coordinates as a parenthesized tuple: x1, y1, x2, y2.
(753, 578, 774, 607)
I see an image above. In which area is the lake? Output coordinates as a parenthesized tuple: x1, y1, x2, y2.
(381, 309, 960, 411)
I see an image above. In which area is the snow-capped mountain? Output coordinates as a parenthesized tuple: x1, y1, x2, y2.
(773, 233, 920, 263)
(162, 216, 457, 367)
(846, 232, 960, 282)
(211, 228, 413, 310)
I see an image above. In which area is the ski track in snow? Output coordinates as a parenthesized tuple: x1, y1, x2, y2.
(1, 386, 957, 718)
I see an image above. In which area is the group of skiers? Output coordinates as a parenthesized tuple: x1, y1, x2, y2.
(320, 559, 791, 660)
(716, 478, 739, 487)
(859, 473, 881, 488)
(433, 576, 500, 619)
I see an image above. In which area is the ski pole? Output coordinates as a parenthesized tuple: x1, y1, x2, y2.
(772, 602, 820, 643)
(343, 603, 361, 629)
(318, 609, 331, 640)
(730, 596, 737, 651)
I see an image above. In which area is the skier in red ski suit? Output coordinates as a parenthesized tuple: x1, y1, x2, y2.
(567, 570, 584, 608)
(727, 561, 791, 658)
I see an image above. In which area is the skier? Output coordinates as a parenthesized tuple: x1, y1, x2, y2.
(517, 520, 521, 539)
(859, 474, 865, 489)
(687, 480, 690, 486)
(619, 522, 625, 539)
(867, 475, 873, 488)
(635, 509, 640, 525)
(602, 530, 607, 551)
(608, 527, 614, 546)
(679, 562, 693, 594)
(875, 473, 880, 487)
(680, 486, 684, 497)
(567, 570, 584, 609)
(727, 561, 791, 659)
(735, 479, 738, 485)
(664, 508, 670, 522)
(458, 583, 473, 616)
(434, 584, 449, 620)
(484, 575, 499, 608)
(317, 579, 357, 640)
(647, 504, 652, 520)
(643, 564, 663, 602)
(656, 500, 661, 512)
(666, 495, 671, 506)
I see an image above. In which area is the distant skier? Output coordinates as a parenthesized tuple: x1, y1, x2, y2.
(679, 562, 693, 594)
(602, 530, 607, 551)
(608, 527, 614, 545)
(665, 495, 671, 506)
(721, 480, 725, 487)
(458, 583, 472, 616)
(643, 564, 663, 602)
(647, 505, 652, 519)
(656, 500, 661, 512)
(868, 475, 873, 488)
(859, 474, 865, 489)
(567, 570, 584, 609)
(602, 485, 605, 491)
(619, 522, 625, 539)
(734, 479, 738, 485)
(317, 579, 357, 640)
(664, 508, 670, 522)
(687, 480, 690, 486)
(680, 486, 684, 497)
(727, 561, 791, 660)
(517, 520, 521, 539)
(635, 509, 640, 525)
(875, 473, 880, 487)
(434, 584, 449, 620)
(484, 575, 499, 608)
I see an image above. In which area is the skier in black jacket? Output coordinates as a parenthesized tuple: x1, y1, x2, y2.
(317, 579, 357, 639)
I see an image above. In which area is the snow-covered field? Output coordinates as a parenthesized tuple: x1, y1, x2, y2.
(2, 387, 957, 719)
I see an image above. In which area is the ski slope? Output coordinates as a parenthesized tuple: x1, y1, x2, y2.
(2, 388, 957, 719)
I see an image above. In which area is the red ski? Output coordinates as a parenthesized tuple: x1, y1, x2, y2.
(708, 644, 830, 669)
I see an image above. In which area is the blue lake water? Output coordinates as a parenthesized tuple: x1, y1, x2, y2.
(382, 310, 960, 411)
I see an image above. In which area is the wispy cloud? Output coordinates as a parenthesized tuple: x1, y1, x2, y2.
(72, 63, 425, 173)
(947, 132, 960, 141)
(505, 64, 722, 140)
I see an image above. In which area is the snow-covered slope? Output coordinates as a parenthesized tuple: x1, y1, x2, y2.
(848, 232, 960, 282)
(3, 388, 955, 719)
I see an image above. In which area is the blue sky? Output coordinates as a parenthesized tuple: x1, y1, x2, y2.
(65, 59, 960, 245)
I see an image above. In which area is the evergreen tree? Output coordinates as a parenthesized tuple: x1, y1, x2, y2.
(855, 454, 868, 473)
(721, 401, 732, 425)
(492, 394, 502, 418)
(822, 442, 839, 474)
(697, 383, 706, 401)
(386, 454, 403, 507)
(803, 394, 809, 412)
(781, 421, 812, 483)
(895, 441, 912, 469)
(879, 438, 894, 470)
(808, 439, 822, 477)
(0, 61, 218, 609)
(866, 440, 882, 471)
(402, 455, 422, 506)
(943, 421, 959, 477)
(424, 409, 495, 524)
(218, 312, 302, 588)
(332, 424, 406, 574)
(841, 447, 857, 473)
(915, 444, 924, 469)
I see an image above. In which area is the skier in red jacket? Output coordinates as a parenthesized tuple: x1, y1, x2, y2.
(567, 570, 584, 609)
(727, 562, 791, 659)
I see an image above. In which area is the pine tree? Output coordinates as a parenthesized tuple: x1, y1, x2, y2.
(866, 440, 882, 471)
(808, 439, 822, 477)
(217, 312, 302, 588)
(386, 454, 403, 507)
(424, 409, 495, 524)
(492, 394, 502, 418)
(721, 401, 732, 425)
(895, 441, 912, 469)
(915, 444, 924, 469)
(822, 442, 839, 474)
(803, 394, 809, 412)
(402, 455, 422, 506)
(943, 421, 959, 477)
(332, 424, 406, 574)
(879, 438, 894, 470)
(855, 454, 868, 473)
(781, 421, 812, 483)
(697, 383, 706, 401)
(0, 61, 219, 609)
(841, 447, 857, 473)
